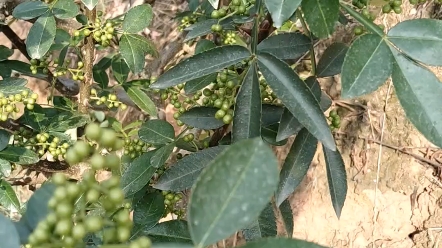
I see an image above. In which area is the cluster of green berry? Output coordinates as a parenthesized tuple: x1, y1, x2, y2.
(328, 110, 341, 131)
(90, 88, 128, 110)
(123, 138, 150, 159)
(382, 0, 403, 14)
(259, 78, 278, 103)
(74, 14, 116, 48)
(161, 190, 185, 219)
(222, 31, 237, 45)
(0, 91, 38, 121)
(352, 0, 369, 9)
(178, 14, 197, 31)
(159, 84, 196, 127)
(29, 58, 50, 75)
(14, 131, 71, 160)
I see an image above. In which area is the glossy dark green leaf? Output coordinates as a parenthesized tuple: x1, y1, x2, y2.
(262, 123, 287, 146)
(0, 214, 20, 248)
(257, 33, 310, 60)
(0, 146, 39, 165)
(52, 0, 79, 19)
(0, 180, 20, 211)
(145, 220, 192, 244)
(242, 203, 277, 241)
(139, 120, 175, 145)
(0, 60, 47, 79)
(26, 14, 56, 59)
(387, 19, 442, 66)
(184, 73, 217, 94)
(276, 129, 317, 206)
(121, 151, 157, 198)
(154, 146, 228, 191)
(341, 34, 393, 98)
(301, 0, 339, 38)
(23, 183, 56, 230)
(188, 138, 279, 247)
(390, 48, 442, 148)
(264, 0, 301, 28)
(276, 77, 321, 142)
(0, 65, 11, 77)
(179, 107, 224, 130)
(316, 42, 348, 77)
(93, 69, 109, 88)
(195, 39, 216, 54)
(0, 129, 10, 151)
(323, 145, 347, 218)
(0, 159, 11, 177)
(0, 45, 13, 61)
(233, 63, 261, 142)
(261, 104, 284, 126)
(184, 19, 234, 42)
(123, 4, 153, 33)
(151, 45, 251, 89)
(132, 191, 165, 238)
(150, 143, 175, 169)
(127, 86, 158, 116)
(81, 0, 98, 10)
(12, 1, 49, 20)
(120, 33, 158, 74)
(112, 57, 130, 84)
(238, 237, 327, 248)
(257, 52, 336, 151)
(279, 199, 293, 238)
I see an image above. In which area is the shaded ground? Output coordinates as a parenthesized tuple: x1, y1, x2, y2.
(2, 1, 442, 247)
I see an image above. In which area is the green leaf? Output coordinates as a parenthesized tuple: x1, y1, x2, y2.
(195, 39, 216, 54)
(279, 199, 293, 238)
(188, 138, 279, 247)
(127, 86, 158, 116)
(301, 0, 339, 38)
(139, 120, 175, 146)
(184, 73, 217, 94)
(151, 45, 251, 89)
(0, 129, 10, 151)
(387, 19, 442, 66)
(257, 52, 336, 151)
(52, 0, 79, 19)
(0, 65, 11, 78)
(23, 183, 56, 230)
(131, 191, 165, 238)
(12, 1, 49, 20)
(151, 143, 175, 169)
(264, 0, 301, 28)
(238, 237, 327, 248)
(123, 4, 154, 33)
(0, 60, 47, 79)
(232, 63, 261, 142)
(0, 77, 27, 96)
(145, 220, 192, 244)
(179, 107, 224, 130)
(121, 151, 157, 198)
(152, 245, 194, 248)
(14, 219, 31, 244)
(0, 45, 13, 61)
(242, 203, 277, 241)
(184, 19, 235, 42)
(390, 48, 442, 148)
(207, 0, 220, 9)
(316, 42, 348, 77)
(154, 146, 228, 192)
(0, 180, 20, 211)
(323, 145, 347, 219)
(26, 14, 56, 59)
(257, 33, 310, 60)
(261, 104, 284, 126)
(0, 213, 20, 248)
(112, 56, 130, 84)
(81, 0, 98, 10)
(120, 33, 158, 74)
(48, 113, 89, 132)
(276, 128, 317, 206)
(0, 146, 39, 165)
(341, 34, 393, 98)
(0, 159, 11, 177)
(93, 69, 109, 88)
(262, 123, 287, 146)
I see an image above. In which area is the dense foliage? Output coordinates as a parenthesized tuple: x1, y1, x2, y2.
(1, 0, 441, 247)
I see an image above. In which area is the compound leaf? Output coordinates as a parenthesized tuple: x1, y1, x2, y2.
(179, 107, 224, 130)
(123, 4, 154, 33)
(264, 0, 301, 28)
(121, 151, 157, 198)
(257, 52, 335, 151)
(341, 34, 393, 98)
(276, 128, 317, 206)
(154, 146, 228, 192)
(12, 1, 49, 20)
(257, 32, 310, 60)
(26, 14, 56, 59)
(301, 0, 339, 38)
(188, 138, 279, 247)
(317, 42, 348, 77)
(0, 180, 20, 211)
(151, 46, 251, 89)
(232, 63, 261, 142)
(139, 120, 175, 145)
(0, 213, 20, 248)
(127, 86, 158, 117)
(120, 33, 157, 74)
(323, 145, 347, 219)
